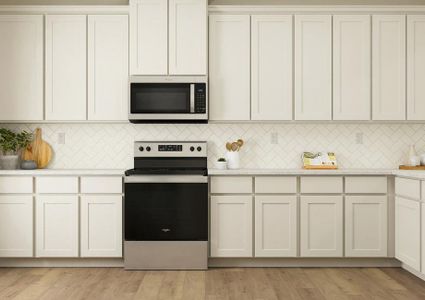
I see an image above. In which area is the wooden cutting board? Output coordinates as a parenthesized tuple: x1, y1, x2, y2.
(22, 128, 52, 169)
(399, 165, 425, 170)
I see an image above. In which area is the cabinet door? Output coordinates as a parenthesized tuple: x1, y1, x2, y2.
(251, 15, 292, 121)
(372, 15, 406, 120)
(169, 0, 207, 75)
(395, 197, 420, 271)
(0, 15, 43, 121)
(255, 195, 297, 257)
(345, 196, 387, 257)
(300, 196, 343, 257)
(407, 16, 425, 120)
(45, 15, 87, 121)
(81, 195, 122, 257)
(333, 15, 371, 120)
(0, 196, 33, 257)
(209, 15, 250, 121)
(294, 15, 332, 120)
(422, 203, 425, 275)
(88, 15, 128, 121)
(36, 195, 78, 257)
(210, 195, 252, 257)
(130, 0, 167, 75)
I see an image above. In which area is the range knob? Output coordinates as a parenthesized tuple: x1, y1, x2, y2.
(146, 146, 151, 152)
(190, 146, 195, 152)
(197, 146, 202, 152)
(138, 146, 144, 152)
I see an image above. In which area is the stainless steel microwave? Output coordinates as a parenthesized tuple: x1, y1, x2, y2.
(129, 76, 208, 123)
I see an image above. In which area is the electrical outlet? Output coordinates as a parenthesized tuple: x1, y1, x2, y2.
(57, 132, 66, 145)
(355, 132, 364, 145)
(271, 132, 279, 145)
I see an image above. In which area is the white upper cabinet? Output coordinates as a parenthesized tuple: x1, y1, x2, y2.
(251, 15, 292, 121)
(45, 15, 87, 121)
(372, 15, 406, 120)
(88, 15, 128, 121)
(0, 15, 43, 121)
(169, 0, 207, 75)
(209, 15, 251, 121)
(407, 15, 425, 120)
(333, 15, 371, 120)
(295, 15, 332, 120)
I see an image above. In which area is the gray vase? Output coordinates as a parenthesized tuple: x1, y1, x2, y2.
(21, 160, 37, 170)
(0, 155, 20, 170)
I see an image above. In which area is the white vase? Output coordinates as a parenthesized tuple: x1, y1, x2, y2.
(215, 161, 227, 170)
(226, 151, 240, 169)
(408, 145, 420, 166)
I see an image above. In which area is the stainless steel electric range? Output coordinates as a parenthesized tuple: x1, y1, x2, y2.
(124, 141, 208, 270)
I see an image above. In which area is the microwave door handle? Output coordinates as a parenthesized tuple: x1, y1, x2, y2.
(190, 84, 195, 113)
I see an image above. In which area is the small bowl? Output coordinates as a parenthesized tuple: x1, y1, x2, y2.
(215, 161, 227, 170)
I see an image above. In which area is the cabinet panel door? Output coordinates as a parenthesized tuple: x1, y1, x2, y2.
(395, 197, 420, 271)
(210, 195, 252, 257)
(0, 15, 43, 121)
(300, 196, 343, 257)
(81, 195, 122, 257)
(294, 15, 332, 120)
(0, 196, 33, 257)
(45, 15, 87, 121)
(345, 196, 388, 257)
(251, 15, 292, 120)
(169, 0, 207, 75)
(333, 15, 371, 120)
(407, 16, 425, 120)
(209, 15, 250, 121)
(372, 15, 406, 120)
(422, 204, 425, 275)
(130, 0, 167, 75)
(88, 15, 128, 121)
(36, 195, 78, 257)
(255, 195, 297, 257)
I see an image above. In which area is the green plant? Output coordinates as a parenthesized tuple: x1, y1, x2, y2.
(217, 157, 226, 162)
(0, 128, 33, 155)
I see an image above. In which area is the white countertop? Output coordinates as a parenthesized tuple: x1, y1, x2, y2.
(392, 170, 425, 180)
(208, 168, 394, 175)
(0, 169, 125, 176)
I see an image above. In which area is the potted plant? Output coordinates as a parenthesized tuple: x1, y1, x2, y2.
(215, 157, 227, 170)
(0, 128, 33, 170)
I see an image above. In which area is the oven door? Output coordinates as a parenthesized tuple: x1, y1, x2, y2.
(124, 175, 208, 241)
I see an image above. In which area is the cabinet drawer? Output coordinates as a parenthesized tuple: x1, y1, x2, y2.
(81, 176, 122, 194)
(211, 176, 252, 194)
(0, 176, 33, 194)
(345, 176, 387, 194)
(36, 177, 78, 194)
(300, 176, 343, 194)
(255, 177, 297, 194)
(395, 177, 420, 200)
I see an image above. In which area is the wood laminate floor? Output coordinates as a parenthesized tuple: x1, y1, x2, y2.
(0, 267, 424, 300)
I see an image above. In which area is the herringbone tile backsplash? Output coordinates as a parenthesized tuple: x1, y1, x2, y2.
(2, 123, 425, 169)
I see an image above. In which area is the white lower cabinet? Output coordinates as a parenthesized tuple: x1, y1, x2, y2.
(0, 196, 33, 257)
(422, 203, 425, 275)
(210, 195, 252, 257)
(255, 195, 297, 257)
(36, 195, 79, 257)
(300, 196, 343, 257)
(345, 196, 387, 257)
(80, 195, 122, 257)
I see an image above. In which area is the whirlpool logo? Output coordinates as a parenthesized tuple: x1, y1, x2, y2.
(161, 228, 171, 233)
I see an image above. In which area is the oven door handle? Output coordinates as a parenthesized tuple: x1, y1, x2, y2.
(125, 175, 208, 184)
(190, 84, 195, 113)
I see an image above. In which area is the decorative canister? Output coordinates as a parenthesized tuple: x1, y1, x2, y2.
(226, 151, 240, 169)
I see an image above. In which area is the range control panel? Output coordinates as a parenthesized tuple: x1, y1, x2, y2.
(134, 141, 207, 157)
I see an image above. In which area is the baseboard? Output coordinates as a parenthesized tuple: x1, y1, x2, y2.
(0, 258, 124, 268)
(401, 263, 425, 281)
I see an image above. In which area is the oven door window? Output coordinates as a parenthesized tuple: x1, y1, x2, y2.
(131, 83, 190, 114)
(125, 183, 208, 241)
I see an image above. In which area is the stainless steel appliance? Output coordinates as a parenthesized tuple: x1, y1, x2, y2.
(124, 141, 208, 270)
(129, 76, 208, 123)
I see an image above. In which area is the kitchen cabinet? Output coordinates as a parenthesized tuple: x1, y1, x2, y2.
(45, 15, 87, 121)
(422, 203, 425, 275)
(0, 196, 33, 257)
(36, 195, 79, 257)
(209, 15, 250, 121)
(345, 176, 387, 194)
(88, 15, 128, 121)
(345, 196, 387, 257)
(300, 176, 343, 194)
(300, 196, 343, 257)
(255, 176, 297, 194)
(372, 15, 406, 120)
(0, 15, 43, 121)
(407, 15, 425, 120)
(294, 15, 332, 120)
(210, 195, 253, 257)
(333, 15, 371, 120)
(251, 15, 292, 120)
(211, 176, 252, 194)
(80, 195, 122, 257)
(255, 195, 297, 257)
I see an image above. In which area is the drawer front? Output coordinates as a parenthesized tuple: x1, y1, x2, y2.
(36, 177, 78, 194)
(81, 176, 122, 194)
(0, 176, 33, 194)
(255, 176, 297, 194)
(211, 176, 252, 194)
(300, 176, 343, 194)
(395, 177, 420, 200)
(345, 176, 387, 194)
